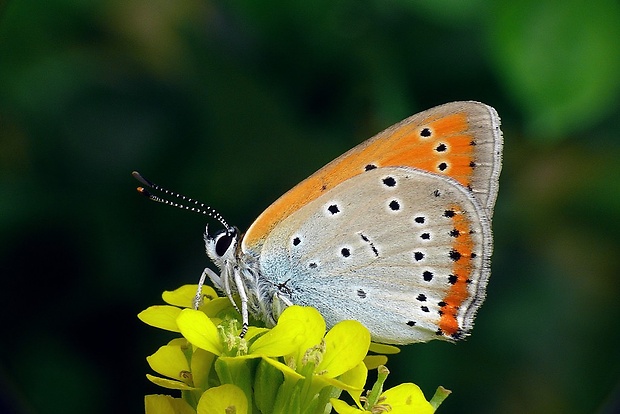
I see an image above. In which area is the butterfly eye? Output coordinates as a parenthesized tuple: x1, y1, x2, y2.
(215, 231, 234, 256)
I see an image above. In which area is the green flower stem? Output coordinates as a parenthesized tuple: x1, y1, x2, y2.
(364, 365, 389, 409)
(254, 359, 284, 414)
(298, 362, 318, 409)
(429, 386, 452, 410)
(297, 361, 338, 414)
(272, 373, 301, 414)
(314, 385, 342, 414)
(181, 388, 201, 409)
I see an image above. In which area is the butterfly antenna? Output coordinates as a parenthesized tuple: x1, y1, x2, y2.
(132, 171, 231, 232)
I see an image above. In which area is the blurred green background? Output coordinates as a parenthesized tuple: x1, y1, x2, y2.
(1, 0, 620, 413)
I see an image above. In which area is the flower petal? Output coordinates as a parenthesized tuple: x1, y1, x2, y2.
(244, 326, 270, 342)
(330, 398, 366, 414)
(176, 309, 222, 355)
(146, 345, 191, 384)
(317, 320, 370, 378)
(167, 337, 189, 347)
(190, 348, 216, 390)
(250, 306, 323, 357)
(315, 375, 363, 396)
(145, 394, 196, 414)
(363, 355, 388, 370)
(163, 284, 218, 308)
(338, 362, 367, 407)
(139, 306, 182, 332)
(260, 356, 304, 380)
(202, 297, 236, 318)
(197, 384, 248, 414)
(146, 374, 198, 391)
(281, 306, 325, 365)
(368, 343, 400, 355)
(382, 383, 434, 414)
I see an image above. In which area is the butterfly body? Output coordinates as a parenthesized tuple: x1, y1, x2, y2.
(201, 101, 502, 344)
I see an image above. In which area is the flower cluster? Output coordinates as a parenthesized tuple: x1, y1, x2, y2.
(139, 284, 450, 414)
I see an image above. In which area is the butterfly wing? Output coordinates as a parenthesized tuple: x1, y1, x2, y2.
(257, 167, 492, 344)
(243, 101, 502, 253)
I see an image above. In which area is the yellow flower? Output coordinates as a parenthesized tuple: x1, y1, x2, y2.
(248, 306, 370, 411)
(331, 366, 451, 414)
(197, 384, 247, 414)
(145, 395, 195, 414)
(177, 305, 370, 411)
(138, 284, 224, 333)
(332, 383, 434, 414)
(139, 285, 224, 393)
(139, 284, 449, 414)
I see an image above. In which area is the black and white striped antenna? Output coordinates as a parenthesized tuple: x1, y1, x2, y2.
(132, 171, 231, 232)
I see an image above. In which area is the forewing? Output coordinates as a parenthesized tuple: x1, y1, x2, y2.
(243, 101, 502, 253)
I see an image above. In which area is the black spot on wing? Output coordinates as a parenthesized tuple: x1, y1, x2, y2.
(389, 200, 400, 211)
(328, 204, 340, 215)
(359, 233, 379, 257)
(423, 271, 433, 281)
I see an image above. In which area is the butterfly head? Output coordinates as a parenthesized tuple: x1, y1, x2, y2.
(204, 225, 240, 268)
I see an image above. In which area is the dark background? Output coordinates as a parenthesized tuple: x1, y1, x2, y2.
(1, 0, 620, 413)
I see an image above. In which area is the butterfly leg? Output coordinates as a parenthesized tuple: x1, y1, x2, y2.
(232, 266, 249, 337)
(221, 264, 241, 317)
(270, 292, 293, 324)
(277, 292, 293, 307)
(193, 267, 221, 310)
(194, 263, 248, 337)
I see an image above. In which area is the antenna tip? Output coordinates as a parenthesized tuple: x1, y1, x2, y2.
(136, 187, 151, 197)
(132, 171, 153, 187)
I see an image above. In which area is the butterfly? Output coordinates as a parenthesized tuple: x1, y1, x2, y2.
(134, 101, 503, 345)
